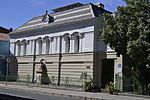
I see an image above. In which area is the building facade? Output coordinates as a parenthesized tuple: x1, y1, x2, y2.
(0, 26, 11, 80)
(9, 3, 123, 90)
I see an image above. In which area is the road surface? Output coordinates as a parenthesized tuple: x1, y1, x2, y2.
(0, 88, 81, 100)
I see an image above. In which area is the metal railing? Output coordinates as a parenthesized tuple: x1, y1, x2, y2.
(0, 74, 92, 91)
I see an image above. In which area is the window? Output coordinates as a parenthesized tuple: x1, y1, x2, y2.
(38, 39, 42, 55)
(49, 37, 54, 54)
(16, 42, 21, 56)
(23, 42, 27, 55)
(74, 35, 80, 52)
(21, 40, 27, 56)
(55, 37, 58, 52)
(65, 36, 70, 53)
(45, 38, 50, 54)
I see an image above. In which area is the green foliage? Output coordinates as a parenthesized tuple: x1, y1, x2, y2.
(100, 0, 150, 94)
(105, 82, 114, 94)
(84, 79, 100, 92)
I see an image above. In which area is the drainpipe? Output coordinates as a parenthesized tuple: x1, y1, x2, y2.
(32, 39, 36, 83)
(58, 36, 62, 86)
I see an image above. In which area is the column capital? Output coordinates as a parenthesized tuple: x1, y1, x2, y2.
(79, 33, 85, 39)
(43, 36, 50, 43)
(50, 37, 54, 42)
(36, 37, 43, 43)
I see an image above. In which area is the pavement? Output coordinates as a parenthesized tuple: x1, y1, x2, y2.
(0, 83, 149, 100)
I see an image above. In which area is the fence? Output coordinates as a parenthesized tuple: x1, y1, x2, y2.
(0, 73, 92, 91)
(115, 75, 150, 93)
(115, 75, 137, 93)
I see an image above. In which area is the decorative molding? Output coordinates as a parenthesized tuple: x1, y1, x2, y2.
(36, 37, 43, 43)
(43, 36, 50, 43)
(63, 33, 70, 41)
(71, 32, 79, 40)
(79, 33, 85, 39)
(50, 37, 54, 42)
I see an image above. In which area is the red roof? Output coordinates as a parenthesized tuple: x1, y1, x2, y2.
(0, 33, 10, 41)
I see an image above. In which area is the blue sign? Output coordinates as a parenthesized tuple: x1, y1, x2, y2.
(117, 64, 122, 73)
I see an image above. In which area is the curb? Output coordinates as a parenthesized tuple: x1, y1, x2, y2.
(118, 93, 150, 99)
(0, 82, 82, 91)
(0, 85, 103, 100)
(0, 83, 149, 100)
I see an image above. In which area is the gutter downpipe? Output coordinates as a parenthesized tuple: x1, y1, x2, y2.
(58, 36, 62, 86)
(32, 39, 36, 83)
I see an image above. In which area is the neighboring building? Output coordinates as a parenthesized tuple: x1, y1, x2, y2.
(0, 26, 11, 34)
(9, 3, 123, 90)
(0, 26, 11, 79)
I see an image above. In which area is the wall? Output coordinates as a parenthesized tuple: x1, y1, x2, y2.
(10, 21, 95, 86)
(14, 52, 93, 86)
(0, 40, 10, 77)
(10, 25, 95, 56)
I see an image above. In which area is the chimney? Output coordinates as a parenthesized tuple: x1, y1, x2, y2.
(95, 3, 104, 8)
(9, 28, 13, 32)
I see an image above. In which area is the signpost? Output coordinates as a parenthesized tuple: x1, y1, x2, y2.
(5, 57, 10, 86)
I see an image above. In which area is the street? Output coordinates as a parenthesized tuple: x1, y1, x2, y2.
(0, 88, 81, 100)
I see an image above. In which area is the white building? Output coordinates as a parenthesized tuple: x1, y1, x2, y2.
(9, 3, 123, 90)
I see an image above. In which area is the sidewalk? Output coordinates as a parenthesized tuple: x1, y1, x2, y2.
(0, 83, 149, 100)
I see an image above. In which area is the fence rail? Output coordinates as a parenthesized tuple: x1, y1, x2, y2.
(0, 74, 92, 91)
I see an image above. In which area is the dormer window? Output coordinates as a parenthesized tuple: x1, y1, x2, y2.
(42, 10, 54, 23)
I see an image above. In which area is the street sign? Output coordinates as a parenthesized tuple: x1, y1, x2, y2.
(6, 57, 10, 63)
(117, 64, 122, 73)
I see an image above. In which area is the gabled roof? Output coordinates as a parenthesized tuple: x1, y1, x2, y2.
(0, 26, 11, 34)
(52, 3, 84, 13)
(10, 3, 111, 36)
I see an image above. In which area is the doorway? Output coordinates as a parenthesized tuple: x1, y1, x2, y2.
(101, 59, 114, 88)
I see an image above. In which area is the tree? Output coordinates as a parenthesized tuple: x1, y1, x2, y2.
(100, 0, 150, 94)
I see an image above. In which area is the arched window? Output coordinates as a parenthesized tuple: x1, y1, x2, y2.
(37, 38, 43, 55)
(74, 35, 80, 52)
(72, 32, 80, 53)
(44, 36, 50, 54)
(39, 40, 42, 55)
(49, 37, 54, 54)
(16, 40, 21, 56)
(21, 39, 27, 56)
(63, 33, 70, 53)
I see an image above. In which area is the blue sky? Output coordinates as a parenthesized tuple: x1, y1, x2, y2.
(0, 0, 126, 30)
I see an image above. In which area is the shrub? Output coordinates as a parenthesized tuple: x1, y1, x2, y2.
(105, 82, 114, 94)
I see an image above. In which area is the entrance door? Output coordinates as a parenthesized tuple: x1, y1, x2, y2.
(101, 59, 114, 88)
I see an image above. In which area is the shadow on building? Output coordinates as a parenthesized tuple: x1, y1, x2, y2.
(8, 53, 18, 81)
(36, 59, 51, 84)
